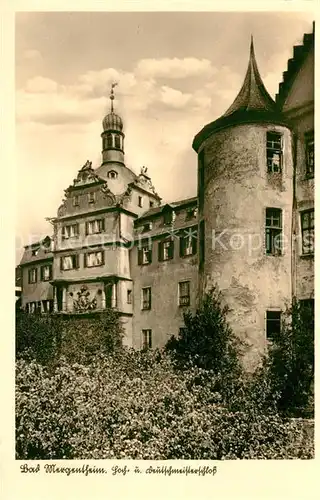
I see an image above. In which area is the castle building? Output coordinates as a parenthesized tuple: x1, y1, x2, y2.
(18, 27, 314, 360)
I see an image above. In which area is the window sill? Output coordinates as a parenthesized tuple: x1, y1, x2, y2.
(300, 253, 314, 260)
(266, 253, 283, 257)
(181, 252, 196, 258)
(141, 308, 151, 311)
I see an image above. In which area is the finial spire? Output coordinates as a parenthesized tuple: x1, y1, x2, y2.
(110, 82, 118, 113)
(250, 34, 254, 54)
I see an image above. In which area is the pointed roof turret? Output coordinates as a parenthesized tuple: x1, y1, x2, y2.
(193, 37, 289, 152)
(223, 37, 277, 116)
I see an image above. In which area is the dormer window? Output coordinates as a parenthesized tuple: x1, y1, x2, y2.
(88, 192, 95, 204)
(32, 248, 39, 256)
(107, 170, 118, 180)
(163, 211, 173, 226)
(186, 207, 198, 220)
(142, 221, 152, 232)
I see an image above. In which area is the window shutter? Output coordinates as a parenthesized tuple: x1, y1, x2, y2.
(169, 240, 174, 259)
(85, 222, 88, 236)
(138, 248, 142, 265)
(101, 218, 105, 232)
(158, 242, 163, 261)
(149, 288, 152, 310)
(179, 236, 185, 257)
(101, 251, 105, 265)
(60, 257, 63, 271)
(192, 233, 197, 254)
(75, 254, 79, 268)
(40, 266, 44, 281)
(84, 253, 87, 268)
(49, 266, 52, 280)
(148, 245, 152, 264)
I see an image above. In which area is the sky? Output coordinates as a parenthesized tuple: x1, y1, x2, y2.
(15, 11, 314, 263)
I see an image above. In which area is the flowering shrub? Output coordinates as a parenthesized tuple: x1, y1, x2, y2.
(16, 350, 314, 460)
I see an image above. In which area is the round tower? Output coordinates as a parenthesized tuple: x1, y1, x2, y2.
(193, 38, 293, 368)
(101, 83, 125, 166)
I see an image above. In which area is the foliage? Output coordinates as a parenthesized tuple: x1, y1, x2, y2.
(265, 300, 314, 417)
(16, 351, 314, 460)
(166, 287, 245, 380)
(16, 310, 124, 366)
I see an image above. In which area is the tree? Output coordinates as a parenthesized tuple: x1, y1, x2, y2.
(166, 286, 245, 379)
(267, 300, 314, 417)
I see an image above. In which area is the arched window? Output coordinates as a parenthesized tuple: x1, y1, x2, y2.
(115, 135, 121, 149)
(107, 134, 113, 148)
(107, 170, 118, 179)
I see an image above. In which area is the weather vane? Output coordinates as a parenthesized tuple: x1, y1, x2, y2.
(110, 82, 118, 112)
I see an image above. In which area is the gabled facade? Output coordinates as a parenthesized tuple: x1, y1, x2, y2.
(19, 26, 314, 362)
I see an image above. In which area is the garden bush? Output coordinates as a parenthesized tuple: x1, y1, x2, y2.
(16, 310, 124, 366)
(16, 351, 314, 460)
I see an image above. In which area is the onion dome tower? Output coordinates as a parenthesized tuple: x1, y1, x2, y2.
(193, 38, 293, 369)
(101, 83, 125, 166)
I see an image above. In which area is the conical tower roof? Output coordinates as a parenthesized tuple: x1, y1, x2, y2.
(193, 38, 289, 152)
(223, 37, 277, 116)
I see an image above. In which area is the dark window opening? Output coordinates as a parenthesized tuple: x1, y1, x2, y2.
(266, 208, 282, 255)
(266, 310, 281, 341)
(198, 150, 205, 211)
(199, 220, 205, 268)
(158, 239, 174, 261)
(305, 130, 314, 178)
(141, 287, 151, 310)
(301, 209, 314, 255)
(267, 132, 282, 173)
(179, 281, 190, 306)
(115, 135, 121, 149)
(142, 329, 152, 349)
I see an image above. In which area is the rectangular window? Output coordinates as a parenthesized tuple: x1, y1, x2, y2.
(62, 223, 79, 239)
(142, 329, 152, 349)
(60, 254, 79, 270)
(149, 200, 154, 208)
(142, 222, 152, 232)
(28, 268, 37, 284)
(163, 211, 173, 226)
(141, 287, 151, 310)
(86, 219, 105, 235)
(73, 195, 79, 207)
(40, 264, 52, 281)
(138, 196, 143, 207)
(31, 247, 39, 256)
(267, 132, 282, 173)
(265, 208, 282, 255)
(305, 130, 314, 178)
(180, 230, 197, 257)
(266, 310, 281, 341)
(198, 150, 205, 211)
(301, 209, 314, 255)
(84, 251, 104, 268)
(88, 192, 95, 204)
(179, 281, 190, 306)
(199, 220, 205, 267)
(138, 243, 152, 265)
(159, 239, 174, 261)
(186, 207, 198, 221)
(127, 289, 132, 304)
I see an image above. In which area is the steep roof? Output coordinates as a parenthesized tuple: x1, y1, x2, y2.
(193, 38, 288, 152)
(276, 24, 314, 108)
(136, 196, 197, 221)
